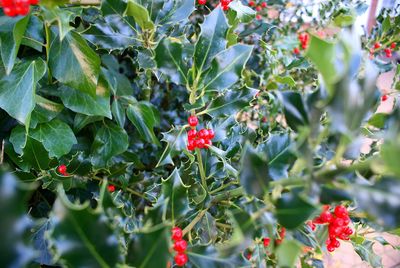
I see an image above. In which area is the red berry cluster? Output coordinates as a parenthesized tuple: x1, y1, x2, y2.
(108, 184, 116, 193)
(57, 164, 69, 176)
(370, 42, 396, 58)
(171, 227, 188, 267)
(261, 226, 285, 249)
(187, 116, 215, 151)
(248, 1, 267, 20)
(310, 205, 353, 252)
(0, 0, 38, 17)
(293, 33, 309, 54)
(197, 0, 231, 11)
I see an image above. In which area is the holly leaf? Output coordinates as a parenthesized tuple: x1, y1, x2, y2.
(126, 225, 170, 268)
(228, 0, 256, 23)
(0, 15, 30, 74)
(353, 240, 382, 267)
(49, 192, 120, 267)
(41, 6, 78, 40)
(83, 15, 139, 50)
(279, 91, 309, 132)
(156, 126, 187, 167)
(126, 101, 160, 146)
(276, 191, 317, 229)
(276, 240, 302, 268)
(125, 0, 155, 31)
(30, 119, 77, 158)
(158, 168, 190, 220)
(194, 7, 229, 73)
(91, 121, 129, 167)
(202, 87, 257, 117)
(49, 31, 101, 97)
(155, 37, 190, 85)
(200, 44, 253, 93)
(0, 59, 46, 126)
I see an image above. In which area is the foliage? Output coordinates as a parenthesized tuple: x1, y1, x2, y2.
(0, 0, 400, 267)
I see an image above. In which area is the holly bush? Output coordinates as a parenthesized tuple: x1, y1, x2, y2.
(0, 0, 400, 267)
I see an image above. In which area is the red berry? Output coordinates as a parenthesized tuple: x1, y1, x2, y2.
(337, 232, 350, 240)
(57, 164, 67, 175)
(327, 245, 335, 252)
(322, 205, 330, 211)
(246, 252, 252, 260)
(329, 225, 342, 237)
(174, 253, 188, 267)
(330, 238, 340, 248)
(30, 0, 39, 4)
(3, 6, 17, 16)
(207, 129, 215, 139)
(279, 227, 286, 239)
(187, 140, 195, 151)
(173, 239, 187, 252)
(256, 14, 262, 20)
(374, 42, 381, 49)
(222, 4, 229, 10)
(248, 1, 255, 6)
(343, 227, 353, 236)
(334, 205, 348, 218)
(293, 47, 300, 54)
(172, 227, 183, 241)
(263, 237, 270, 247)
(195, 138, 205, 149)
(198, 0, 206, 5)
(320, 211, 333, 223)
(301, 43, 307, 50)
(198, 129, 208, 139)
(307, 221, 316, 231)
(107, 185, 116, 193)
(391, 42, 396, 49)
(16, 4, 30, 15)
(220, 0, 230, 5)
(255, 5, 262, 11)
(204, 139, 212, 148)
(187, 129, 197, 140)
(313, 217, 324, 224)
(15, 0, 30, 5)
(261, 2, 267, 8)
(1, 0, 14, 6)
(188, 116, 198, 127)
(332, 217, 345, 227)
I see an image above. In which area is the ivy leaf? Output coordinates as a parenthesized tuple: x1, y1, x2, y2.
(60, 73, 111, 118)
(49, 31, 101, 97)
(30, 95, 63, 128)
(276, 240, 302, 268)
(194, 7, 228, 73)
(125, 0, 155, 31)
(112, 99, 126, 128)
(158, 168, 190, 220)
(0, 59, 46, 126)
(202, 87, 256, 117)
(239, 143, 270, 198)
(200, 44, 253, 93)
(276, 191, 317, 230)
(0, 15, 29, 74)
(126, 226, 170, 268)
(279, 91, 309, 132)
(49, 195, 120, 267)
(91, 121, 129, 167)
(126, 101, 160, 146)
(155, 37, 190, 85)
(21, 15, 44, 52)
(30, 119, 77, 158)
(259, 133, 296, 180)
(83, 15, 139, 50)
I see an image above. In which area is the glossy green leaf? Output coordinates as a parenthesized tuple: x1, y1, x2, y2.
(112, 99, 126, 128)
(279, 91, 309, 132)
(126, 226, 170, 268)
(83, 15, 139, 50)
(155, 37, 190, 85)
(127, 101, 160, 146)
(21, 15, 44, 52)
(0, 15, 30, 74)
(91, 121, 129, 167)
(125, 0, 155, 31)
(228, 0, 256, 23)
(156, 126, 187, 167)
(30, 119, 77, 158)
(59, 73, 111, 118)
(353, 240, 382, 268)
(194, 7, 229, 73)
(41, 7, 78, 40)
(200, 44, 253, 93)
(49, 31, 101, 97)
(0, 59, 46, 125)
(276, 240, 302, 268)
(276, 191, 317, 229)
(239, 143, 270, 198)
(275, 75, 296, 87)
(49, 196, 120, 267)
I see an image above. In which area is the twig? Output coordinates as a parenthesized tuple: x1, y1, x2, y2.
(0, 139, 4, 164)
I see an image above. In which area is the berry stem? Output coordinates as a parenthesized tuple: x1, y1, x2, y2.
(44, 22, 52, 84)
(195, 148, 208, 192)
(182, 208, 208, 236)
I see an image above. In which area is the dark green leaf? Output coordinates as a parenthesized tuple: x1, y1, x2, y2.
(125, 0, 155, 31)
(276, 240, 302, 268)
(279, 91, 309, 131)
(30, 95, 63, 128)
(353, 240, 382, 268)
